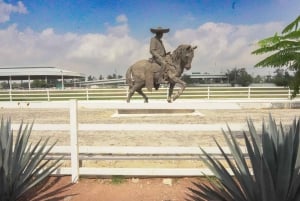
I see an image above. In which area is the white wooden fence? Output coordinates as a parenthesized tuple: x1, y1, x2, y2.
(13, 100, 248, 183)
(0, 86, 293, 101)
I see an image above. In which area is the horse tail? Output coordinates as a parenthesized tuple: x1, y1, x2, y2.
(126, 65, 133, 88)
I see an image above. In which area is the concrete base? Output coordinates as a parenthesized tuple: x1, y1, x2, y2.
(117, 109, 195, 114)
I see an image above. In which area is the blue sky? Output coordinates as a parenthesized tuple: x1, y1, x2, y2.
(0, 0, 299, 76)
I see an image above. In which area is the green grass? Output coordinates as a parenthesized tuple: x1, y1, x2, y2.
(111, 175, 126, 185)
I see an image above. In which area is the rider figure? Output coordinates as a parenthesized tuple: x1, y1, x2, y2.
(150, 27, 170, 84)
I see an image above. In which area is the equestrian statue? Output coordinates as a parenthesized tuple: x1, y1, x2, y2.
(126, 27, 197, 103)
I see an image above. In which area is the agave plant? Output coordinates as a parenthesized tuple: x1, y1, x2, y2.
(0, 119, 61, 201)
(188, 115, 300, 201)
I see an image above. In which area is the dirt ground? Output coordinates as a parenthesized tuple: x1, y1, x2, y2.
(23, 176, 202, 201)
(1, 107, 300, 201)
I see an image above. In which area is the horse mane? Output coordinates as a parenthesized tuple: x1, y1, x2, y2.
(171, 44, 190, 62)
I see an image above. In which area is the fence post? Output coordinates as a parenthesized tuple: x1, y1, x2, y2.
(86, 88, 89, 100)
(70, 99, 79, 183)
(9, 89, 12, 101)
(207, 87, 210, 100)
(248, 87, 251, 99)
(47, 89, 50, 101)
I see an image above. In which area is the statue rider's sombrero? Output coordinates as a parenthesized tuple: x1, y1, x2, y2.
(150, 27, 170, 34)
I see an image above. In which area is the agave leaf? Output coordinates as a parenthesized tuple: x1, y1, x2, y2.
(0, 119, 61, 200)
(243, 131, 262, 200)
(188, 181, 233, 201)
(12, 140, 42, 187)
(222, 126, 251, 177)
(261, 126, 277, 181)
(20, 139, 52, 181)
(291, 118, 300, 169)
(3, 128, 13, 188)
(260, 155, 278, 201)
(286, 119, 300, 200)
(199, 147, 227, 179)
(189, 115, 300, 201)
(247, 118, 262, 152)
(199, 148, 245, 200)
(214, 138, 254, 200)
(276, 124, 294, 200)
(17, 158, 62, 198)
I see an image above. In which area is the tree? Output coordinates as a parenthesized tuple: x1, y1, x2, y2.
(31, 79, 47, 88)
(271, 69, 291, 86)
(253, 75, 263, 83)
(226, 68, 253, 86)
(252, 15, 300, 97)
(87, 75, 95, 81)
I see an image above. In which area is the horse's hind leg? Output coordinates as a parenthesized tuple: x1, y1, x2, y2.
(126, 86, 135, 103)
(136, 88, 148, 103)
(127, 82, 147, 103)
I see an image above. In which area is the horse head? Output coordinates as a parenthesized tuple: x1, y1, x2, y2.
(172, 44, 197, 70)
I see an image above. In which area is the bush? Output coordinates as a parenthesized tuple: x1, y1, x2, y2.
(188, 115, 300, 201)
(0, 119, 61, 201)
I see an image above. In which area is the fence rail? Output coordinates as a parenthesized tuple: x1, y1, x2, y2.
(10, 100, 249, 183)
(0, 86, 292, 101)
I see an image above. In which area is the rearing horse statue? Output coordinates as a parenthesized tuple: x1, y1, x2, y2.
(126, 44, 197, 103)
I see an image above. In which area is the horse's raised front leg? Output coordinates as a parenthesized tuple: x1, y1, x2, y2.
(169, 76, 186, 102)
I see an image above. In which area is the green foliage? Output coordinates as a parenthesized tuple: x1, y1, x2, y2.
(252, 15, 300, 97)
(271, 69, 291, 86)
(0, 119, 61, 201)
(226, 68, 253, 86)
(111, 175, 125, 185)
(188, 115, 300, 201)
(31, 80, 47, 88)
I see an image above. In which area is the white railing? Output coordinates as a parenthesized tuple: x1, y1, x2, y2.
(0, 86, 293, 101)
(10, 100, 248, 183)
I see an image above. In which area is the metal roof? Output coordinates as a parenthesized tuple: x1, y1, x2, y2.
(0, 66, 85, 80)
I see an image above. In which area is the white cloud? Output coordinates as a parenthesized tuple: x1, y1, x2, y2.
(116, 14, 128, 23)
(0, 23, 147, 77)
(0, 19, 286, 78)
(0, 0, 27, 23)
(106, 14, 130, 37)
(107, 24, 130, 37)
(170, 21, 284, 74)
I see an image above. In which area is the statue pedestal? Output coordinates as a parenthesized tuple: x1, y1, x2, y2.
(112, 108, 203, 117)
(118, 109, 195, 114)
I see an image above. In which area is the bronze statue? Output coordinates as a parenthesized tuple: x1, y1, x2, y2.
(149, 27, 169, 84)
(126, 27, 197, 103)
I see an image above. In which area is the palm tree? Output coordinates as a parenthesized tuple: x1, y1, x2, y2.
(252, 15, 300, 97)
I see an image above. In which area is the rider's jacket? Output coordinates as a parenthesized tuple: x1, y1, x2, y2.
(150, 36, 166, 65)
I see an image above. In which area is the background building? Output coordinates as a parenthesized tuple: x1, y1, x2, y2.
(0, 66, 85, 90)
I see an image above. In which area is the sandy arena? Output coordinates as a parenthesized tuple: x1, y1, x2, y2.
(2, 100, 300, 201)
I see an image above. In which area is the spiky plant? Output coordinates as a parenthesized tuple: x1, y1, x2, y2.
(187, 115, 300, 201)
(0, 119, 61, 201)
